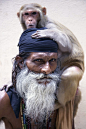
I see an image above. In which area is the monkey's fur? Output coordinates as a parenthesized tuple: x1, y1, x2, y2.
(17, 3, 84, 117)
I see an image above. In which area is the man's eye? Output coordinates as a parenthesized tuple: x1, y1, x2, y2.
(33, 59, 44, 65)
(32, 12, 37, 15)
(34, 59, 43, 62)
(50, 58, 56, 62)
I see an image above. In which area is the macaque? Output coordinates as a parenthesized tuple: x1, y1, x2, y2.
(17, 3, 72, 53)
(17, 3, 84, 117)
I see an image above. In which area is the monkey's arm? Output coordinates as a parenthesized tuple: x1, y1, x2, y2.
(57, 66, 83, 106)
(32, 28, 72, 53)
(0, 83, 12, 92)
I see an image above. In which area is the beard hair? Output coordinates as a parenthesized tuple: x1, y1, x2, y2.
(16, 67, 59, 122)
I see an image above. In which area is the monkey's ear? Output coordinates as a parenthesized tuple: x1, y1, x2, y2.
(42, 7, 46, 15)
(17, 12, 20, 17)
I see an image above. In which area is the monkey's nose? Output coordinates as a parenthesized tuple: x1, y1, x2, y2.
(28, 17, 33, 21)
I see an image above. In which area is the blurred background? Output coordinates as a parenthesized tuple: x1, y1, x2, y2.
(0, 0, 86, 128)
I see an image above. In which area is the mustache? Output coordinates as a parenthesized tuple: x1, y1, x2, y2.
(28, 72, 59, 81)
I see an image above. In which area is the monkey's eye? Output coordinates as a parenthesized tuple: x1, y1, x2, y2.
(32, 12, 37, 15)
(24, 13, 29, 16)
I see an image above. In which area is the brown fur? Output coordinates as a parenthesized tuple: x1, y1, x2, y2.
(73, 88, 81, 117)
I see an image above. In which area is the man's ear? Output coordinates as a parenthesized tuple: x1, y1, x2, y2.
(42, 7, 46, 15)
(15, 56, 24, 69)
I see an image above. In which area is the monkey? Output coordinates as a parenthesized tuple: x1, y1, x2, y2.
(17, 3, 72, 53)
(17, 3, 84, 117)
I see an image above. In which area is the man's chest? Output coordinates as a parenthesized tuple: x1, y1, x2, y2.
(20, 101, 57, 129)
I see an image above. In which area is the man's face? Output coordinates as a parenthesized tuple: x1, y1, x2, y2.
(16, 52, 59, 121)
(26, 52, 58, 73)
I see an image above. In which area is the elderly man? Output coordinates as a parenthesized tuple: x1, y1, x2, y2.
(0, 28, 80, 129)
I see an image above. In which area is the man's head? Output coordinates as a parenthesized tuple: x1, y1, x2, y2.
(13, 28, 59, 121)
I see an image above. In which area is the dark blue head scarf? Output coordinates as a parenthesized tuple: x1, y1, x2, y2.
(18, 28, 58, 54)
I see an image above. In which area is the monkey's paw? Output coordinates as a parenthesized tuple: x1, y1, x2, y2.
(31, 30, 48, 38)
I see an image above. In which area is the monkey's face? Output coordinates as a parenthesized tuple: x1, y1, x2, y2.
(22, 9, 40, 29)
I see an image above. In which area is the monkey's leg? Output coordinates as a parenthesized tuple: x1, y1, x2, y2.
(57, 66, 83, 106)
(73, 88, 81, 117)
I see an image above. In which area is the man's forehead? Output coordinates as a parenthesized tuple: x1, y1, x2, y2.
(28, 52, 58, 59)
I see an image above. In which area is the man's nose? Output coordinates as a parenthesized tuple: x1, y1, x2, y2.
(41, 62, 51, 74)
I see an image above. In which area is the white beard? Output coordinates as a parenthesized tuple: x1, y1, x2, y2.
(16, 67, 59, 121)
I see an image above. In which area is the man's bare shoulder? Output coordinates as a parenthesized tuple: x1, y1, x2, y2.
(0, 90, 10, 105)
(0, 90, 22, 129)
(0, 90, 10, 117)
